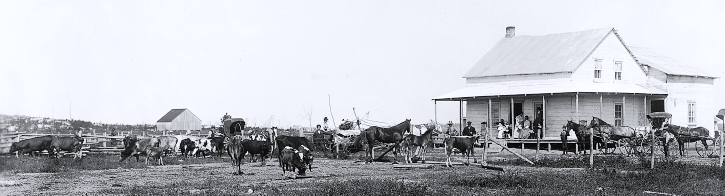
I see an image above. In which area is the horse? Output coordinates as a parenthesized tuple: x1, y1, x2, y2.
(403, 124, 438, 164)
(661, 124, 711, 157)
(349, 119, 411, 164)
(591, 117, 647, 154)
(565, 120, 595, 154)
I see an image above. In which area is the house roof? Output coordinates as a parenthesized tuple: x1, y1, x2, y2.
(157, 109, 188, 123)
(627, 46, 716, 78)
(464, 28, 615, 78)
(433, 82, 666, 101)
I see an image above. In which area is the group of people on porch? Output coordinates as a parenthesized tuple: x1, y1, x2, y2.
(496, 107, 544, 139)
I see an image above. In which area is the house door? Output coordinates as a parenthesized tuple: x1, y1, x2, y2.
(510, 102, 524, 123)
(651, 100, 665, 113)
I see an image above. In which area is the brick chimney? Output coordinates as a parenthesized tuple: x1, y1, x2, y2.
(505, 26, 515, 38)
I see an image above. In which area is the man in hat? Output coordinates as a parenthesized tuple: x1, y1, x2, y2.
(462, 120, 476, 136)
(323, 117, 329, 131)
(445, 121, 458, 136)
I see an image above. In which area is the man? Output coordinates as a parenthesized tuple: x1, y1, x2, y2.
(534, 107, 543, 139)
(462, 121, 476, 136)
(445, 121, 458, 136)
(315, 124, 324, 134)
(323, 117, 329, 131)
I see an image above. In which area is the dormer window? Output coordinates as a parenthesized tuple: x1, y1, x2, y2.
(594, 59, 602, 79)
(614, 61, 622, 80)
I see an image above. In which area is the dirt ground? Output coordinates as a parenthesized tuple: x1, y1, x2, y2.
(0, 145, 721, 195)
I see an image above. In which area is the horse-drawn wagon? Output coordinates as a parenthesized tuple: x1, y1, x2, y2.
(220, 118, 246, 136)
(645, 112, 718, 158)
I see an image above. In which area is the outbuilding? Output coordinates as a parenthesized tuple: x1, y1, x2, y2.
(156, 108, 202, 132)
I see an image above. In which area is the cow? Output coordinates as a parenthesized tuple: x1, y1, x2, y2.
(155, 136, 178, 156)
(242, 136, 272, 166)
(192, 138, 213, 158)
(275, 135, 312, 167)
(279, 146, 306, 176)
(179, 138, 196, 158)
(120, 136, 159, 162)
(443, 136, 480, 167)
(50, 131, 85, 159)
(297, 145, 313, 172)
(209, 136, 225, 159)
(227, 135, 246, 175)
(146, 147, 165, 165)
(173, 135, 204, 155)
(9, 135, 54, 158)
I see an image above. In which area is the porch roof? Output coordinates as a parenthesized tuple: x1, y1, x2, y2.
(433, 82, 667, 101)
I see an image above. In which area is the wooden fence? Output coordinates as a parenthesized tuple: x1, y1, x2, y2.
(0, 132, 129, 156)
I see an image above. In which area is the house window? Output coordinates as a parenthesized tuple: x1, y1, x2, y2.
(594, 59, 602, 79)
(614, 61, 622, 80)
(688, 101, 696, 125)
(614, 103, 623, 126)
(491, 102, 500, 123)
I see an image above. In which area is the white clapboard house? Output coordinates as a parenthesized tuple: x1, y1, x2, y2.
(434, 27, 716, 138)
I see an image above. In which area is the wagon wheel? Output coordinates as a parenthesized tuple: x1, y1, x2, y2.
(638, 137, 653, 155)
(630, 137, 647, 155)
(696, 136, 719, 157)
(616, 138, 632, 155)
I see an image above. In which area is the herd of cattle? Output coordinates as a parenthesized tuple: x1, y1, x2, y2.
(8, 128, 484, 176)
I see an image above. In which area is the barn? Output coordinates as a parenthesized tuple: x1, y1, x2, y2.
(156, 108, 202, 132)
(434, 27, 717, 139)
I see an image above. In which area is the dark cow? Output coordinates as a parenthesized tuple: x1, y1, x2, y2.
(242, 136, 272, 166)
(275, 135, 312, 167)
(297, 145, 313, 172)
(179, 138, 196, 158)
(209, 136, 226, 159)
(120, 136, 159, 162)
(9, 135, 54, 158)
(444, 136, 480, 167)
(280, 146, 306, 176)
(227, 135, 246, 175)
(50, 132, 85, 159)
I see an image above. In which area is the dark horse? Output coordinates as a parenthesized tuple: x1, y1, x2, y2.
(403, 124, 438, 164)
(661, 124, 711, 157)
(565, 120, 596, 154)
(350, 119, 411, 164)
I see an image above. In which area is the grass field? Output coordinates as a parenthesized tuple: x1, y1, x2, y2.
(1, 149, 724, 195)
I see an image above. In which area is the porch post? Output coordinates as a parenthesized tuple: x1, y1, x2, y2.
(434, 100, 438, 125)
(623, 95, 626, 126)
(576, 93, 579, 123)
(488, 99, 492, 135)
(511, 97, 514, 135)
(644, 96, 647, 123)
(459, 100, 463, 131)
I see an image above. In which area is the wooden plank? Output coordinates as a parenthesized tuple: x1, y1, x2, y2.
(480, 164, 505, 171)
(393, 164, 434, 169)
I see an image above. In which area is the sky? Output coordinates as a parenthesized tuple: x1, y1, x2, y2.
(1, 1, 724, 128)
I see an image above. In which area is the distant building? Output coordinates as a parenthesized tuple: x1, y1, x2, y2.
(156, 108, 202, 132)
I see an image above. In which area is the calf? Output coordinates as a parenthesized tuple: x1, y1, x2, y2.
(275, 135, 311, 167)
(227, 135, 246, 175)
(50, 132, 85, 159)
(179, 138, 196, 158)
(242, 137, 272, 166)
(297, 145, 313, 172)
(279, 146, 306, 176)
(443, 136, 479, 167)
(9, 135, 54, 158)
(120, 136, 159, 162)
(146, 147, 165, 165)
(155, 136, 177, 156)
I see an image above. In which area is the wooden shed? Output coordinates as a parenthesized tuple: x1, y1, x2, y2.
(156, 108, 202, 132)
(434, 27, 715, 139)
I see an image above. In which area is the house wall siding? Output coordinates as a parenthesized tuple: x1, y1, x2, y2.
(664, 76, 715, 131)
(571, 33, 647, 85)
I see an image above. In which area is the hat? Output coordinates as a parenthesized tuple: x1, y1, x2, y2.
(467, 121, 472, 124)
(447, 121, 453, 125)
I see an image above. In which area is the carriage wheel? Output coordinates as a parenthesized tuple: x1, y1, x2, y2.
(637, 137, 652, 155)
(616, 139, 632, 155)
(696, 137, 718, 157)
